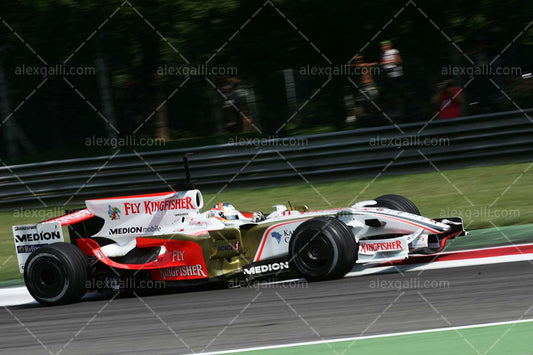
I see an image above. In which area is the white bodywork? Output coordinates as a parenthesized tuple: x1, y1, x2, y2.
(253, 203, 452, 263)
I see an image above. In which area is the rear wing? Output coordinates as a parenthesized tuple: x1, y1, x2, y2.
(12, 222, 64, 273)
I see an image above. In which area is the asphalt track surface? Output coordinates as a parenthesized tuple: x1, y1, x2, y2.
(1, 261, 533, 354)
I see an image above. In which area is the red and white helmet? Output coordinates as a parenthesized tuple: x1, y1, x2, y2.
(210, 203, 239, 220)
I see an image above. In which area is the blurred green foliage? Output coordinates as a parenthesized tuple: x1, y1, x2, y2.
(0, 0, 531, 161)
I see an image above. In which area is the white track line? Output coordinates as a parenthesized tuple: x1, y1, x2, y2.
(201, 318, 533, 355)
(0, 286, 35, 307)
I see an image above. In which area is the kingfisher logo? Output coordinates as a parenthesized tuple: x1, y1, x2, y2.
(359, 240, 403, 253)
(108, 205, 120, 220)
(271, 232, 282, 244)
(122, 197, 195, 216)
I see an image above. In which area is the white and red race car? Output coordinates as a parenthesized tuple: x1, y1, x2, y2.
(13, 187, 467, 305)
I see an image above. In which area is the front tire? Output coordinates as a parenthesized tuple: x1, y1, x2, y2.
(374, 194, 420, 215)
(289, 217, 357, 281)
(24, 242, 88, 306)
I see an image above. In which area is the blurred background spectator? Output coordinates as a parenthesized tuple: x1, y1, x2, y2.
(345, 55, 378, 124)
(432, 79, 465, 119)
(379, 40, 404, 117)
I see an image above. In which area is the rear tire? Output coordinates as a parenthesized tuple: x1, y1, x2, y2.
(374, 194, 420, 215)
(24, 242, 88, 306)
(289, 217, 357, 281)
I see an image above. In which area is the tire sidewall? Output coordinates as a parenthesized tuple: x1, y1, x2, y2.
(374, 194, 420, 215)
(289, 217, 356, 281)
(290, 226, 339, 279)
(25, 252, 70, 304)
(24, 243, 87, 305)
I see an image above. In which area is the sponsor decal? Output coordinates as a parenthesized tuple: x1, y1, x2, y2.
(217, 241, 240, 252)
(108, 225, 161, 235)
(14, 231, 61, 243)
(108, 205, 120, 220)
(282, 230, 293, 242)
(359, 240, 403, 253)
(172, 250, 185, 262)
(243, 261, 290, 275)
(189, 220, 208, 228)
(123, 197, 194, 216)
(271, 232, 282, 244)
(16, 244, 46, 254)
(147, 240, 208, 281)
(123, 202, 141, 215)
(13, 222, 64, 273)
(158, 265, 207, 279)
(270, 230, 293, 244)
(218, 245, 234, 251)
(13, 225, 38, 231)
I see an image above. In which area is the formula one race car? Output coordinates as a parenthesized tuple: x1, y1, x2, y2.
(12, 162, 466, 305)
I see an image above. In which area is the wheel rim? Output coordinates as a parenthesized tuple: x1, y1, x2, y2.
(297, 232, 333, 271)
(307, 246, 321, 261)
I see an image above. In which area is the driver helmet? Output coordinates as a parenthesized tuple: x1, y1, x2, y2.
(210, 202, 239, 221)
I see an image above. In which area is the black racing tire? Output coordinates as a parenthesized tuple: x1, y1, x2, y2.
(374, 194, 420, 215)
(289, 217, 357, 282)
(24, 242, 88, 306)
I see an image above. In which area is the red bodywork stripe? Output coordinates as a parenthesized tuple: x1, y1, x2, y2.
(45, 209, 95, 226)
(240, 211, 254, 219)
(255, 219, 307, 261)
(76, 238, 207, 274)
(376, 234, 533, 267)
(367, 212, 441, 234)
(436, 231, 462, 252)
(87, 191, 174, 201)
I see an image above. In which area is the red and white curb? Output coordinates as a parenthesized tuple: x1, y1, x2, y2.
(347, 242, 533, 277)
(0, 286, 35, 307)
